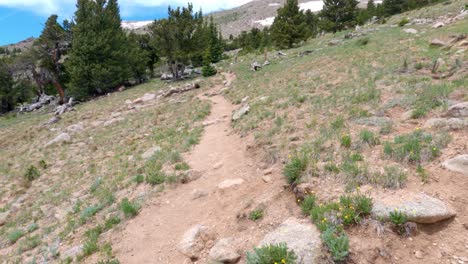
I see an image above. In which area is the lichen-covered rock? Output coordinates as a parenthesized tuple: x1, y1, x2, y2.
(259, 218, 322, 264)
(372, 193, 456, 224)
(232, 104, 250, 121)
(178, 224, 216, 260)
(46, 133, 71, 147)
(424, 118, 468, 130)
(445, 102, 468, 117)
(443, 155, 468, 175)
(209, 238, 241, 263)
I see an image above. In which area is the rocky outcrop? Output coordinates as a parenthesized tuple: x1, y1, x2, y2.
(372, 193, 456, 224)
(209, 238, 241, 263)
(232, 104, 250, 121)
(218, 179, 245, 190)
(46, 133, 71, 147)
(178, 224, 216, 260)
(443, 155, 468, 175)
(445, 102, 468, 118)
(424, 118, 468, 130)
(258, 218, 322, 264)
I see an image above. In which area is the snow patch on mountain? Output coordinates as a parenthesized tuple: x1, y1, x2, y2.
(121, 21, 153, 30)
(299, 1, 325, 12)
(254, 17, 275, 26)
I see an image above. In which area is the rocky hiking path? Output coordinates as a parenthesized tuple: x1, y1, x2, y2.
(110, 74, 302, 263)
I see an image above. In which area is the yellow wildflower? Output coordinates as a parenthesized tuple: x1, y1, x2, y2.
(282, 259, 286, 264)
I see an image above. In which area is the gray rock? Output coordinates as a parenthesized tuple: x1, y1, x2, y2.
(218, 179, 245, 190)
(259, 218, 322, 264)
(46, 133, 71, 147)
(404, 28, 418, 34)
(103, 117, 124, 126)
(372, 193, 456, 224)
(61, 244, 83, 260)
(232, 104, 250, 121)
(424, 118, 468, 130)
(209, 238, 241, 263)
(328, 39, 340, 46)
(432, 22, 445, 28)
(191, 189, 208, 200)
(66, 123, 84, 133)
(443, 155, 468, 175)
(354, 116, 392, 127)
(430, 39, 447, 47)
(141, 93, 156, 102)
(445, 102, 468, 117)
(0, 211, 10, 226)
(178, 225, 216, 260)
(142, 146, 162, 159)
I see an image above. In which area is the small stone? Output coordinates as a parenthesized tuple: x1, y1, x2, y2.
(232, 104, 250, 121)
(0, 211, 9, 226)
(178, 225, 216, 260)
(430, 39, 447, 47)
(263, 169, 273, 175)
(218, 179, 245, 190)
(262, 176, 272, 183)
(213, 162, 224, 170)
(443, 155, 468, 175)
(142, 146, 162, 160)
(46, 133, 72, 147)
(432, 22, 445, 28)
(141, 93, 156, 102)
(415, 250, 424, 259)
(404, 28, 418, 34)
(66, 123, 84, 133)
(209, 238, 241, 263)
(191, 189, 208, 200)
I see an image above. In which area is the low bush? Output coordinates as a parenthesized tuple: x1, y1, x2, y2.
(146, 170, 166, 185)
(398, 17, 410, 27)
(24, 165, 40, 182)
(300, 195, 316, 215)
(8, 229, 24, 244)
(359, 129, 380, 146)
(246, 243, 297, 264)
(283, 155, 308, 185)
(120, 198, 139, 217)
(321, 227, 349, 262)
(249, 209, 264, 221)
(340, 134, 352, 148)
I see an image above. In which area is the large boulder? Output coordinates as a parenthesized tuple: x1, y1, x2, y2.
(443, 155, 468, 175)
(178, 224, 216, 260)
(258, 218, 322, 264)
(209, 238, 241, 263)
(46, 133, 71, 147)
(232, 104, 250, 121)
(445, 102, 468, 118)
(372, 193, 456, 224)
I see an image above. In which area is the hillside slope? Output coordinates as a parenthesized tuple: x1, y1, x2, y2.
(0, 0, 466, 263)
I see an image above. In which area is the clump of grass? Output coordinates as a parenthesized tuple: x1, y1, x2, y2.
(389, 209, 409, 235)
(27, 223, 39, 233)
(398, 17, 410, 27)
(8, 229, 24, 244)
(38, 160, 48, 169)
(324, 163, 340, 174)
(383, 130, 446, 163)
(79, 204, 103, 224)
(24, 165, 40, 182)
(356, 37, 370, 46)
(104, 216, 121, 230)
(374, 166, 407, 189)
(359, 129, 380, 146)
(331, 116, 345, 131)
(415, 62, 424, 70)
(300, 195, 316, 215)
(340, 133, 352, 148)
(132, 174, 145, 184)
(283, 155, 308, 185)
(321, 227, 349, 262)
(249, 208, 264, 221)
(120, 198, 139, 218)
(246, 243, 297, 264)
(146, 170, 166, 185)
(174, 162, 190, 171)
(17, 235, 41, 253)
(416, 165, 429, 184)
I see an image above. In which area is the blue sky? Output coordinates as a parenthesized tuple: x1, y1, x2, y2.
(0, 0, 252, 46)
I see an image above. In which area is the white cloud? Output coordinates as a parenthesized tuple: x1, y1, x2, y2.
(0, 0, 253, 17)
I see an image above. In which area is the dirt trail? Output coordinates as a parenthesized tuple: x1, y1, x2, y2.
(111, 73, 300, 263)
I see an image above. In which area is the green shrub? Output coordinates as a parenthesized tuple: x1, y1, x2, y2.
(24, 165, 40, 182)
(17, 235, 41, 253)
(411, 107, 427, 119)
(246, 243, 297, 264)
(331, 116, 345, 130)
(174, 162, 190, 171)
(300, 195, 316, 215)
(416, 165, 428, 184)
(132, 174, 145, 184)
(340, 134, 352, 148)
(146, 171, 166, 185)
(356, 37, 370, 46)
(104, 216, 121, 230)
(202, 64, 217, 77)
(353, 193, 373, 215)
(321, 227, 349, 262)
(79, 204, 103, 224)
(359, 130, 380, 146)
(249, 209, 264, 221)
(38, 160, 48, 169)
(415, 62, 423, 70)
(383, 130, 446, 163)
(8, 229, 24, 244)
(398, 17, 410, 27)
(375, 166, 407, 189)
(389, 209, 408, 226)
(324, 163, 340, 174)
(120, 198, 139, 218)
(283, 155, 308, 185)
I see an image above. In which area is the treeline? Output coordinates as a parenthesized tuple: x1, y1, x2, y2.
(0, 0, 223, 113)
(227, 0, 444, 51)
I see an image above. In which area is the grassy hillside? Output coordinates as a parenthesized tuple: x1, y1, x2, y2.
(0, 0, 466, 263)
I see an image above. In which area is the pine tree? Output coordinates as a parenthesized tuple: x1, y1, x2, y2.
(367, 0, 376, 17)
(271, 0, 308, 49)
(320, 0, 359, 32)
(304, 10, 319, 38)
(127, 33, 150, 84)
(382, 0, 405, 16)
(0, 61, 14, 112)
(68, 0, 131, 99)
(202, 48, 217, 77)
